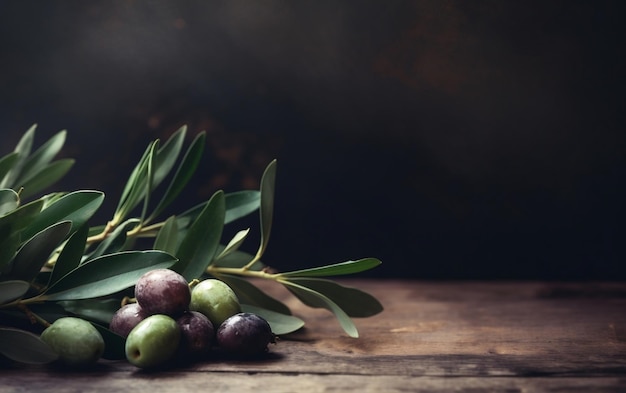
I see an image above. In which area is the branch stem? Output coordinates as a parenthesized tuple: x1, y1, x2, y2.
(206, 265, 277, 280)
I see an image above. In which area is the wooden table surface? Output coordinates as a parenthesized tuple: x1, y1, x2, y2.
(2, 280, 626, 392)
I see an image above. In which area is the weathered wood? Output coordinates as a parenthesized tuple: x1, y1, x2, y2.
(2, 280, 626, 392)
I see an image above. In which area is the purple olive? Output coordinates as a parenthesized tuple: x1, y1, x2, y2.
(176, 311, 215, 356)
(135, 269, 191, 317)
(110, 303, 148, 338)
(216, 313, 276, 357)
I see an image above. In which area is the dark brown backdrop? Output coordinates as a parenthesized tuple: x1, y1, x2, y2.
(1, 1, 624, 279)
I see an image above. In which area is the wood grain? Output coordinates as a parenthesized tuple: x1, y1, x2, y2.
(2, 280, 626, 392)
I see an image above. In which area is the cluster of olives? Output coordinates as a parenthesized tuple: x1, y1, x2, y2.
(40, 269, 276, 369)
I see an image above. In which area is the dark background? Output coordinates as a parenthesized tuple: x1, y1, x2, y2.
(1, 1, 624, 280)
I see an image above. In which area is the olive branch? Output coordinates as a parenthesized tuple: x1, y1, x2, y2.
(0, 124, 382, 364)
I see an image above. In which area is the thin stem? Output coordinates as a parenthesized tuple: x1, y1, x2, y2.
(0, 294, 45, 310)
(133, 222, 165, 236)
(241, 252, 262, 271)
(206, 265, 278, 280)
(86, 220, 116, 245)
(18, 304, 51, 328)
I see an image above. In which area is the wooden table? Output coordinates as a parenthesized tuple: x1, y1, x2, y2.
(2, 280, 626, 392)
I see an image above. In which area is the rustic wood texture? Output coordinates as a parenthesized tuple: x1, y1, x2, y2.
(2, 280, 626, 392)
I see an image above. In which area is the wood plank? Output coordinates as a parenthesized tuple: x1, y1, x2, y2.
(1, 280, 625, 392)
(2, 371, 626, 393)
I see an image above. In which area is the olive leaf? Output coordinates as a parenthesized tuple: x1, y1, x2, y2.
(153, 215, 179, 254)
(173, 190, 225, 281)
(214, 228, 250, 261)
(92, 323, 126, 360)
(139, 140, 158, 223)
(13, 130, 74, 199)
(0, 152, 19, 185)
(224, 190, 260, 224)
(0, 199, 43, 274)
(280, 279, 359, 338)
(0, 232, 20, 276)
(48, 224, 89, 286)
(115, 140, 159, 223)
(241, 304, 304, 335)
(216, 273, 291, 315)
(0, 280, 30, 304)
(0, 123, 36, 189)
(0, 188, 19, 216)
(282, 277, 383, 318)
(175, 189, 259, 232)
(150, 125, 187, 193)
(0, 327, 58, 364)
(21, 190, 104, 241)
(146, 131, 206, 224)
(0, 126, 74, 199)
(0, 198, 44, 239)
(57, 298, 121, 325)
(279, 258, 382, 278)
(6, 221, 71, 282)
(19, 159, 75, 199)
(210, 248, 265, 270)
(254, 159, 277, 260)
(13, 130, 67, 186)
(43, 250, 177, 300)
(83, 219, 140, 263)
(114, 141, 154, 221)
(1, 302, 67, 327)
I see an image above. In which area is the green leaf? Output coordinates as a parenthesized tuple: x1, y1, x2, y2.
(0, 199, 44, 273)
(0, 327, 59, 364)
(255, 159, 277, 259)
(43, 250, 177, 300)
(22, 190, 104, 241)
(115, 141, 153, 218)
(140, 141, 158, 222)
(283, 277, 383, 318)
(153, 216, 179, 254)
(2, 302, 67, 326)
(0, 280, 30, 304)
(175, 202, 202, 231)
(216, 274, 291, 315)
(0, 188, 19, 216)
(123, 140, 158, 222)
(0, 198, 43, 235)
(177, 190, 258, 231)
(281, 280, 359, 338)
(18, 158, 75, 199)
(173, 190, 225, 281)
(95, 328, 125, 360)
(39, 192, 67, 209)
(241, 304, 304, 335)
(0, 153, 19, 187)
(224, 190, 260, 224)
(84, 219, 140, 263)
(210, 248, 265, 270)
(8, 221, 71, 282)
(0, 124, 36, 189)
(57, 298, 120, 325)
(0, 232, 20, 276)
(92, 323, 126, 360)
(280, 258, 382, 278)
(147, 131, 206, 223)
(152, 125, 187, 192)
(48, 224, 89, 286)
(14, 130, 66, 187)
(215, 228, 249, 260)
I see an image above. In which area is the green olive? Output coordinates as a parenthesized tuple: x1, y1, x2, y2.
(189, 279, 241, 327)
(40, 317, 104, 367)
